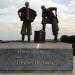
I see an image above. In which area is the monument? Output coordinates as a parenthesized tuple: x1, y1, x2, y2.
(0, 1, 73, 73)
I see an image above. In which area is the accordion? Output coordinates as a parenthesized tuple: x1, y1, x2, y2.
(18, 7, 37, 22)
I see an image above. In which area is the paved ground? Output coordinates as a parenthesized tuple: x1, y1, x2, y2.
(0, 42, 72, 49)
(0, 42, 74, 75)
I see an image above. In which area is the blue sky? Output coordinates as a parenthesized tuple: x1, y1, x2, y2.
(54, 0, 70, 5)
(0, 0, 75, 40)
(43, 0, 70, 5)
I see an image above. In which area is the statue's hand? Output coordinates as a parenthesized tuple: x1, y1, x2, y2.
(41, 21, 46, 25)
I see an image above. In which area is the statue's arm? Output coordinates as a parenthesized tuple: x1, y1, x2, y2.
(18, 9, 21, 18)
(42, 8, 49, 24)
(49, 7, 57, 16)
(18, 7, 24, 18)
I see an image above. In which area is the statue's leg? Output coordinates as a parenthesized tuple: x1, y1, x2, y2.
(28, 35, 30, 42)
(42, 23, 46, 31)
(52, 23, 58, 41)
(26, 22, 32, 43)
(54, 34, 58, 41)
(21, 21, 27, 42)
(22, 34, 25, 42)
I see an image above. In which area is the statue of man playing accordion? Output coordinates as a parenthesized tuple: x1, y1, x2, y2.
(41, 5, 59, 41)
(18, 2, 37, 42)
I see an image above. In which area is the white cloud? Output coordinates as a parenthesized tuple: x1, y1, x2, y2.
(0, 8, 8, 15)
(0, 0, 12, 8)
(66, 0, 75, 14)
(0, 6, 17, 15)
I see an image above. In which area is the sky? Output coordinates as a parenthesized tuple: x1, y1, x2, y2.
(0, 0, 75, 40)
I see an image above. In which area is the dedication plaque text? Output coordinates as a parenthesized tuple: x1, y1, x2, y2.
(0, 48, 73, 72)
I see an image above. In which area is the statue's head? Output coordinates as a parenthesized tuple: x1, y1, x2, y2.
(41, 5, 45, 10)
(25, 2, 29, 7)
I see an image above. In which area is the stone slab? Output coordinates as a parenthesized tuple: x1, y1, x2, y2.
(0, 48, 73, 72)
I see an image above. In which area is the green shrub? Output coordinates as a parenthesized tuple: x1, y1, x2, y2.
(60, 35, 75, 44)
(69, 35, 75, 43)
(60, 35, 69, 43)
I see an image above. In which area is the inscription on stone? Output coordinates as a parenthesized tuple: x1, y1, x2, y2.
(0, 48, 73, 72)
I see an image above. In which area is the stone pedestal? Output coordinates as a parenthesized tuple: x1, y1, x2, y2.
(0, 42, 73, 72)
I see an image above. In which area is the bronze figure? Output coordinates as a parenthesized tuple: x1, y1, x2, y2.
(41, 5, 59, 41)
(18, 2, 37, 42)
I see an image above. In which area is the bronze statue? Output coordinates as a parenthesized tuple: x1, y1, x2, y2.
(41, 5, 59, 41)
(18, 2, 37, 42)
